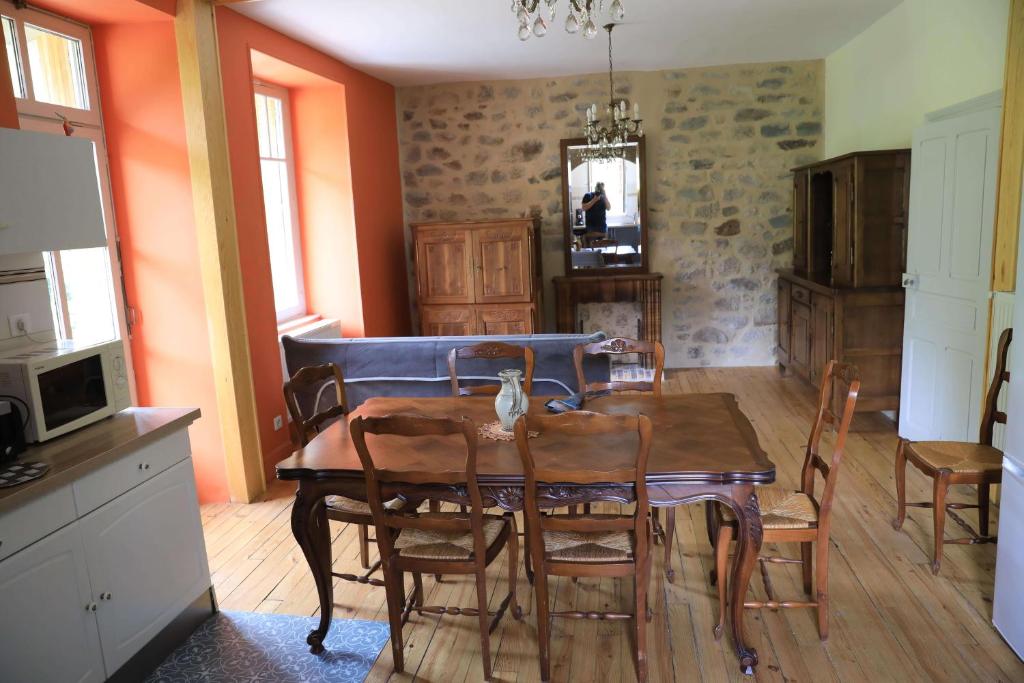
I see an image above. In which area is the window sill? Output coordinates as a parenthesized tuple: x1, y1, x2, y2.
(277, 314, 341, 339)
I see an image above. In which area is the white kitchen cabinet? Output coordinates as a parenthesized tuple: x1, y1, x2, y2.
(0, 129, 107, 254)
(81, 458, 209, 674)
(0, 416, 209, 682)
(0, 523, 105, 683)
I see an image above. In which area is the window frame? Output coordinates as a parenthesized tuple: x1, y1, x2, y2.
(253, 80, 307, 324)
(2, 0, 135, 399)
(1, 1, 100, 127)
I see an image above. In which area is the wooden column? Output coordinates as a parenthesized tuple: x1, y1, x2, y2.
(175, 0, 265, 502)
(994, 0, 1024, 291)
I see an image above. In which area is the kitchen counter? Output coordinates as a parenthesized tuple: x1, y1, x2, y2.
(0, 407, 200, 515)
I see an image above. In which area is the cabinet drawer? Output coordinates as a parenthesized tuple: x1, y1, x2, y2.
(791, 285, 810, 304)
(0, 485, 76, 562)
(73, 430, 191, 516)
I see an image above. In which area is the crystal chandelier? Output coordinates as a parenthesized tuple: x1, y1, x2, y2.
(512, 0, 625, 41)
(581, 23, 643, 162)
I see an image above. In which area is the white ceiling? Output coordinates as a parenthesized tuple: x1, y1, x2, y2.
(233, 0, 902, 87)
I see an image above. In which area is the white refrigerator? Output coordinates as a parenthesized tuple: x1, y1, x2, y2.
(993, 224, 1024, 659)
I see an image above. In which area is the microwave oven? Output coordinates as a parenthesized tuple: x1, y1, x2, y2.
(0, 339, 131, 443)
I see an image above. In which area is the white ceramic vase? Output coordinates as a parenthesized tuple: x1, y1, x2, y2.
(494, 368, 528, 431)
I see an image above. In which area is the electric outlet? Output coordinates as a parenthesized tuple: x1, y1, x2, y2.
(273, 415, 284, 431)
(8, 314, 29, 337)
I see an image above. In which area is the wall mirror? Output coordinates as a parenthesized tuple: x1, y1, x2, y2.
(560, 136, 648, 275)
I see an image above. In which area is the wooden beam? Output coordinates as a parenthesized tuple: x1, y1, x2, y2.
(993, 0, 1024, 291)
(211, 0, 265, 6)
(175, 0, 265, 502)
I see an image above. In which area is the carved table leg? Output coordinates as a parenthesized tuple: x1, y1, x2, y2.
(291, 482, 333, 654)
(726, 484, 762, 675)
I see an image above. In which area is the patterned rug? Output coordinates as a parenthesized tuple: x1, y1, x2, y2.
(145, 611, 390, 683)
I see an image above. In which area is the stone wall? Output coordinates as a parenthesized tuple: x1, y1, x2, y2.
(396, 60, 823, 367)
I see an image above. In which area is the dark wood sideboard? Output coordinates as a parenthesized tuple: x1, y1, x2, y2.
(778, 150, 910, 412)
(554, 273, 663, 365)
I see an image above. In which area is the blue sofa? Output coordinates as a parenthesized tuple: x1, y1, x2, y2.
(281, 333, 609, 410)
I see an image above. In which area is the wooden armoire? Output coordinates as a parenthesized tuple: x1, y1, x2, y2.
(411, 218, 542, 336)
(778, 150, 910, 412)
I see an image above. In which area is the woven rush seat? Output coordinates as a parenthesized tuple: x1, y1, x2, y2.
(721, 486, 818, 530)
(905, 441, 1004, 473)
(542, 515, 635, 562)
(326, 495, 404, 516)
(394, 513, 505, 561)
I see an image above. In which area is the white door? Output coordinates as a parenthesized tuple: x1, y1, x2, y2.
(80, 459, 210, 674)
(0, 523, 106, 683)
(899, 104, 1001, 441)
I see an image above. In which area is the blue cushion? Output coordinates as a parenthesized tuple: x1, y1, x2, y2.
(282, 333, 610, 410)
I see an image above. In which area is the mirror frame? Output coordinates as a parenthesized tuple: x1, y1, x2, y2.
(559, 135, 650, 277)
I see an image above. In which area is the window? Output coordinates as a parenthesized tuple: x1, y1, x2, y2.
(2, 2, 130, 360)
(254, 82, 305, 322)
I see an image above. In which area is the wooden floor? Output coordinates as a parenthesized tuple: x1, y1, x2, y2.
(200, 368, 1023, 682)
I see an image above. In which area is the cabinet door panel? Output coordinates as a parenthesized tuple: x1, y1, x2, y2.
(792, 172, 809, 273)
(777, 279, 791, 365)
(476, 304, 534, 336)
(811, 294, 835, 385)
(421, 306, 477, 336)
(790, 302, 811, 376)
(473, 225, 530, 303)
(415, 229, 474, 304)
(0, 523, 105, 683)
(81, 458, 210, 675)
(831, 161, 854, 287)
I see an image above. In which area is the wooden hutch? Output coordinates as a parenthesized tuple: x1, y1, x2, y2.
(411, 218, 543, 335)
(778, 150, 910, 412)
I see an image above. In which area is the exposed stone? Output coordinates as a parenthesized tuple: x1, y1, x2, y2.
(796, 121, 822, 136)
(735, 108, 772, 122)
(509, 140, 544, 162)
(680, 115, 709, 130)
(760, 123, 790, 137)
(777, 139, 815, 150)
(396, 60, 823, 368)
(715, 219, 741, 236)
(695, 327, 729, 344)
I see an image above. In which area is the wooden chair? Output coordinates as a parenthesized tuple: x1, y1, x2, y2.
(447, 341, 535, 396)
(514, 411, 654, 683)
(350, 414, 521, 681)
(573, 337, 675, 580)
(709, 360, 860, 641)
(894, 327, 1011, 574)
(284, 363, 383, 585)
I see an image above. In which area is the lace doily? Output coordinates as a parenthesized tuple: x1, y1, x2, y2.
(478, 420, 538, 441)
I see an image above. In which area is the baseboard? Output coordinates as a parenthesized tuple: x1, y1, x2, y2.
(107, 586, 217, 683)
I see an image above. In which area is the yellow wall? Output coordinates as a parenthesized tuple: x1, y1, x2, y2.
(825, 0, 1010, 157)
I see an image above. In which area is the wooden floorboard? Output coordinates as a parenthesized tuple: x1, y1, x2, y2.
(200, 367, 1024, 682)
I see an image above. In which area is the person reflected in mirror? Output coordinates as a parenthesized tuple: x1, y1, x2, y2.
(580, 181, 611, 249)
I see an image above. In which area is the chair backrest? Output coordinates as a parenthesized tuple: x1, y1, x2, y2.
(447, 341, 535, 397)
(573, 337, 665, 396)
(801, 360, 860, 526)
(350, 414, 489, 562)
(283, 363, 349, 447)
(514, 411, 653, 564)
(980, 327, 1013, 446)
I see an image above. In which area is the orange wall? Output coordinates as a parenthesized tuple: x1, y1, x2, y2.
(216, 8, 410, 478)
(0, 23, 18, 128)
(291, 84, 366, 336)
(92, 21, 229, 502)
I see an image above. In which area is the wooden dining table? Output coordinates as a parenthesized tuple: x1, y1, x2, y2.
(276, 392, 776, 674)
